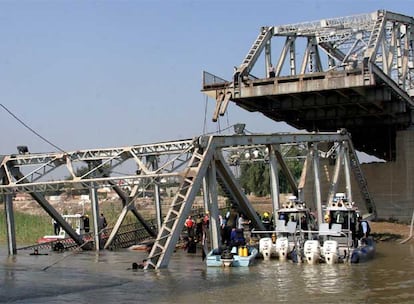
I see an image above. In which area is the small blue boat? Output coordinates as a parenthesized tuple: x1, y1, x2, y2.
(206, 246, 258, 267)
(350, 237, 376, 263)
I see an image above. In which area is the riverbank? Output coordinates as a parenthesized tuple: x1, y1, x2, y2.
(370, 221, 412, 242)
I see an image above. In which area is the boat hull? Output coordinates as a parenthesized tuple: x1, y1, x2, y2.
(206, 246, 258, 267)
(351, 237, 376, 263)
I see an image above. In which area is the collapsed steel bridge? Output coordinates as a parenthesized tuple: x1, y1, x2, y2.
(0, 130, 375, 268)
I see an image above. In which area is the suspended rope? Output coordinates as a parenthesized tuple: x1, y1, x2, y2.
(0, 103, 66, 153)
(203, 95, 209, 135)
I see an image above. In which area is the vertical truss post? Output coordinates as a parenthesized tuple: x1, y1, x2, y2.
(343, 142, 353, 202)
(289, 38, 296, 76)
(202, 177, 209, 211)
(326, 143, 344, 203)
(4, 193, 17, 255)
(90, 184, 101, 250)
(311, 143, 323, 224)
(206, 158, 220, 249)
(268, 144, 281, 218)
(265, 38, 272, 76)
(150, 156, 163, 230)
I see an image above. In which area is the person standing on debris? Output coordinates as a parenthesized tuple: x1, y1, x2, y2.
(203, 211, 210, 230)
(83, 215, 90, 233)
(237, 213, 250, 231)
(262, 212, 271, 231)
(99, 213, 108, 231)
(53, 219, 60, 235)
(195, 214, 203, 241)
(224, 206, 239, 245)
(219, 214, 227, 244)
(357, 216, 371, 240)
(268, 64, 276, 78)
(185, 215, 195, 237)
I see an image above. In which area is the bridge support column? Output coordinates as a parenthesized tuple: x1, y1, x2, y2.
(150, 156, 163, 231)
(4, 193, 17, 255)
(311, 143, 323, 224)
(268, 145, 281, 220)
(358, 130, 414, 221)
(205, 159, 220, 250)
(343, 143, 353, 202)
(90, 185, 101, 251)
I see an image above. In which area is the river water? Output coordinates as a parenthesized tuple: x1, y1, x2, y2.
(0, 242, 413, 303)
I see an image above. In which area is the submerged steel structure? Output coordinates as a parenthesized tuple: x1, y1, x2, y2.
(0, 131, 374, 268)
(202, 10, 414, 161)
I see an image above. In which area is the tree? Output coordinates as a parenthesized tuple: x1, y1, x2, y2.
(239, 158, 304, 197)
(239, 162, 270, 196)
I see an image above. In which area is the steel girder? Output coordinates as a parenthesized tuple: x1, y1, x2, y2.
(1, 131, 374, 266)
(0, 139, 196, 194)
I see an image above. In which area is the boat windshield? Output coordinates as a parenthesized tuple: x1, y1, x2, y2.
(327, 210, 357, 231)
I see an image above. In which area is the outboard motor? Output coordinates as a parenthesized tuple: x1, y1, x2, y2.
(323, 240, 339, 264)
(220, 248, 234, 267)
(259, 237, 273, 260)
(304, 240, 321, 264)
(276, 237, 289, 261)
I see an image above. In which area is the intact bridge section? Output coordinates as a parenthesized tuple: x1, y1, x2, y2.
(202, 10, 414, 161)
(202, 10, 414, 222)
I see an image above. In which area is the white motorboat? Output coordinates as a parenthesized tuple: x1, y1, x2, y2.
(319, 193, 375, 264)
(258, 196, 317, 261)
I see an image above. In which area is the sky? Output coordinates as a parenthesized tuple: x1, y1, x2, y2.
(0, 0, 412, 155)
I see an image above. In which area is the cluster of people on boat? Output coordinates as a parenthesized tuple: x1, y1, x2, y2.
(218, 206, 252, 247)
(184, 212, 210, 253)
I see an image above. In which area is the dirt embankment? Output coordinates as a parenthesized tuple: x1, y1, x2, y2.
(370, 221, 412, 242)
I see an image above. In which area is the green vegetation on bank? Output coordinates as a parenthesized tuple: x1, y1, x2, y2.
(0, 203, 146, 245)
(0, 209, 51, 244)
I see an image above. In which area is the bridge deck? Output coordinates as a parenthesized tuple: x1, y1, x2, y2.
(203, 68, 412, 160)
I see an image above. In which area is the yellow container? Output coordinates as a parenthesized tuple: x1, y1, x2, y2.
(238, 247, 244, 256)
(242, 246, 248, 257)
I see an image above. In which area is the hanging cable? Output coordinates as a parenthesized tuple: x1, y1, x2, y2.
(203, 124, 235, 136)
(225, 108, 231, 134)
(203, 95, 208, 135)
(0, 103, 66, 153)
(244, 128, 258, 135)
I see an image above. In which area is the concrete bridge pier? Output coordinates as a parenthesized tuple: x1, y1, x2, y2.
(358, 130, 414, 222)
(301, 130, 414, 222)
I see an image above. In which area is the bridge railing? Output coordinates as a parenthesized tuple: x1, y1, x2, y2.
(202, 71, 229, 89)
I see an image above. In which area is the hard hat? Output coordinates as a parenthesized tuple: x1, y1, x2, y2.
(263, 212, 269, 217)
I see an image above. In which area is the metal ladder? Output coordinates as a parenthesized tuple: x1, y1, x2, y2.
(237, 26, 273, 77)
(145, 144, 213, 269)
(364, 10, 386, 82)
(347, 141, 377, 218)
(366, 10, 386, 53)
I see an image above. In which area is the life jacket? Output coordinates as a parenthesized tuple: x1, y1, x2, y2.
(185, 218, 194, 228)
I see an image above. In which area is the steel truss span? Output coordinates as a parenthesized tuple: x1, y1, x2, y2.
(1, 131, 375, 268)
(202, 10, 414, 161)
